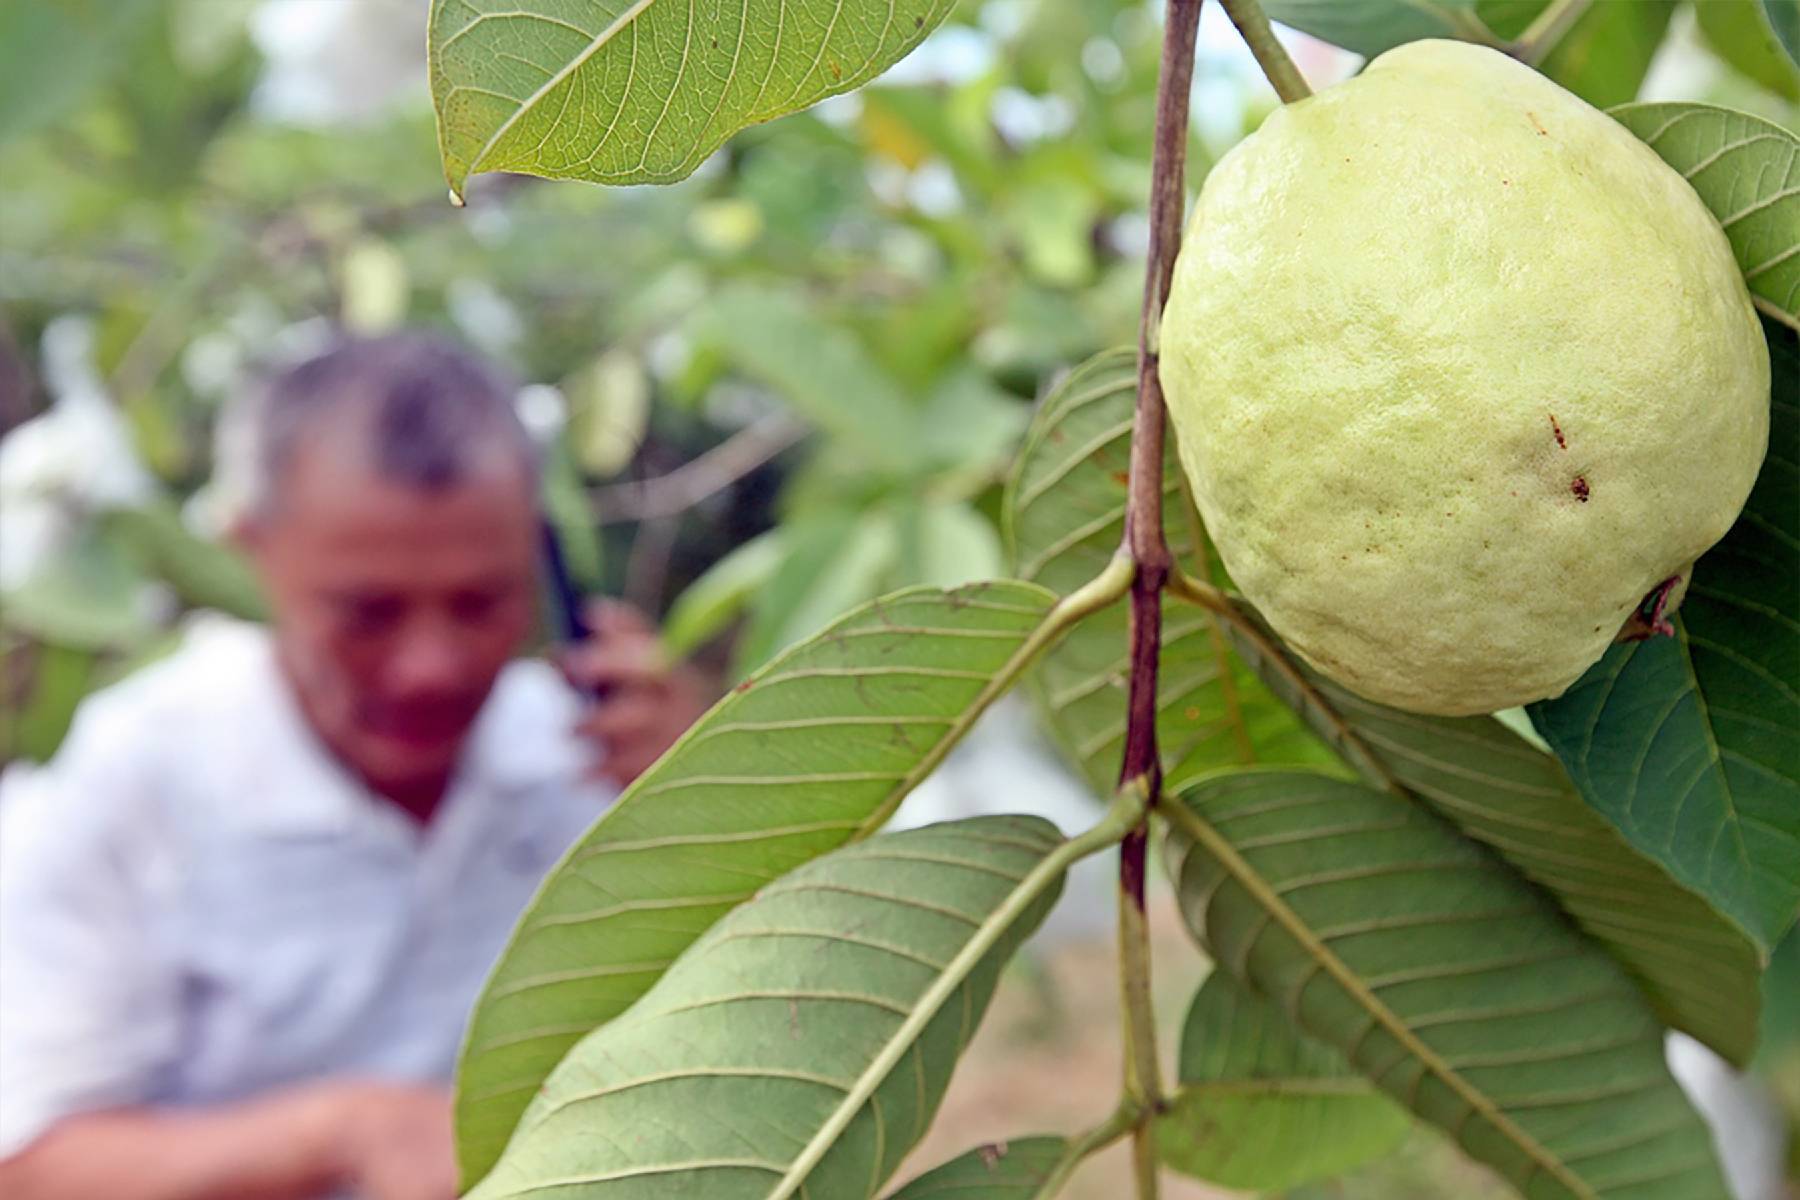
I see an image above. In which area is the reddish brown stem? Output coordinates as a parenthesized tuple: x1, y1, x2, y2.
(1116, 2, 1202, 1193)
(1119, 0, 1202, 803)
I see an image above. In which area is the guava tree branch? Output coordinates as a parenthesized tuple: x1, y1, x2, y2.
(1116, 0, 1203, 1193)
(1515, 0, 1593, 65)
(1219, 0, 1312, 103)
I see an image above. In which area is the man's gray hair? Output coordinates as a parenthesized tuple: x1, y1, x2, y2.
(226, 332, 538, 517)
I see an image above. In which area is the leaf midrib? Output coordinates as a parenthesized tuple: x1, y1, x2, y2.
(1163, 797, 1599, 1200)
(466, 0, 662, 183)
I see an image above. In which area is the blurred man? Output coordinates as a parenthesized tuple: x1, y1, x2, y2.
(0, 334, 708, 1200)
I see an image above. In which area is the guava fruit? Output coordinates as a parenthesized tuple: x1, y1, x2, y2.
(1159, 39, 1769, 716)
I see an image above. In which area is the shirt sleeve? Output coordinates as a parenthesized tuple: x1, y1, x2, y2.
(0, 702, 183, 1158)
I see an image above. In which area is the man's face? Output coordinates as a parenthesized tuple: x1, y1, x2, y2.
(243, 439, 538, 801)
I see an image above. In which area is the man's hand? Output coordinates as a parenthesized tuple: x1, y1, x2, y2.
(323, 1083, 458, 1200)
(559, 599, 711, 787)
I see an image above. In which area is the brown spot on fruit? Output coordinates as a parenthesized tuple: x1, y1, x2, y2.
(1571, 476, 1589, 502)
(1549, 413, 1567, 449)
(1527, 111, 1548, 136)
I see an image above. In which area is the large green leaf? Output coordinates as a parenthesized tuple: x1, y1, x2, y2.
(697, 284, 923, 471)
(453, 580, 1097, 1184)
(1157, 971, 1408, 1190)
(102, 504, 265, 620)
(466, 815, 1069, 1199)
(1164, 770, 1730, 1199)
(1611, 103, 1800, 326)
(1528, 318, 1800, 949)
(1261, 0, 1494, 57)
(1696, 0, 1800, 100)
(428, 0, 956, 196)
(1004, 347, 1333, 795)
(1219, 607, 1763, 1064)
(885, 1137, 1067, 1199)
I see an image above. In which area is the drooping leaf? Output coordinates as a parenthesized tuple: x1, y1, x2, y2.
(467, 815, 1068, 1199)
(739, 508, 901, 674)
(661, 529, 785, 659)
(884, 1137, 1067, 1199)
(428, 0, 957, 196)
(1219, 605, 1764, 1064)
(1, 531, 152, 649)
(698, 283, 922, 471)
(102, 504, 265, 620)
(1157, 971, 1409, 1190)
(1529, 317, 1800, 949)
(1005, 347, 1334, 796)
(1611, 102, 1800, 325)
(453, 580, 1075, 1184)
(1165, 770, 1730, 1199)
(1695, 0, 1800, 101)
(1260, 0, 1494, 58)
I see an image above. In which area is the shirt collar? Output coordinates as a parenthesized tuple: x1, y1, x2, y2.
(207, 619, 590, 839)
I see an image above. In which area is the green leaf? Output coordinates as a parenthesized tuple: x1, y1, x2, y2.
(466, 815, 1070, 1199)
(661, 530, 786, 660)
(453, 579, 1094, 1185)
(102, 504, 265, 620)
(699, 284, 922, 471)
(1767, 0, 1800, 66)
(1261, 0, 1494, 57)
(739, 509, 903, 674)
(909, 502, 1004, 591)
(1696, 0, 1800, 101)
(1528, 317, 1800, 949)
(0, 640, 98, 762)
(884, 1138, 1066, 1198)
(1534, 0, 1675, 108)
(1611, 102, 1800, 326)
(1218, 604, 1764, 1065)
(1164, 770, 1730, 1199)
(0, 0, 157, 144)
(1004, 347, 1336, 796)
(428, 0, 957, 196)
(1, 532, 151, 649)
(1158, 972, 1409, 1190)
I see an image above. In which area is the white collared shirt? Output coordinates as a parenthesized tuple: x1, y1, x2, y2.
(0, 616, 614, 1157)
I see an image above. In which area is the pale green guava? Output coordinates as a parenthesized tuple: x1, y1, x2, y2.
(1159, 39, 1770, 716)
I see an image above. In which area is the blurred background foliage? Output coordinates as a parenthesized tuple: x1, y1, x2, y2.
(3, 0, 1794, 769)
(3, 1, 1799, 1192)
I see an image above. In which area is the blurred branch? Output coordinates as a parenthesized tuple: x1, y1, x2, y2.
(592, 411, 808, 525)
(1516, 0, 1593, 65)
